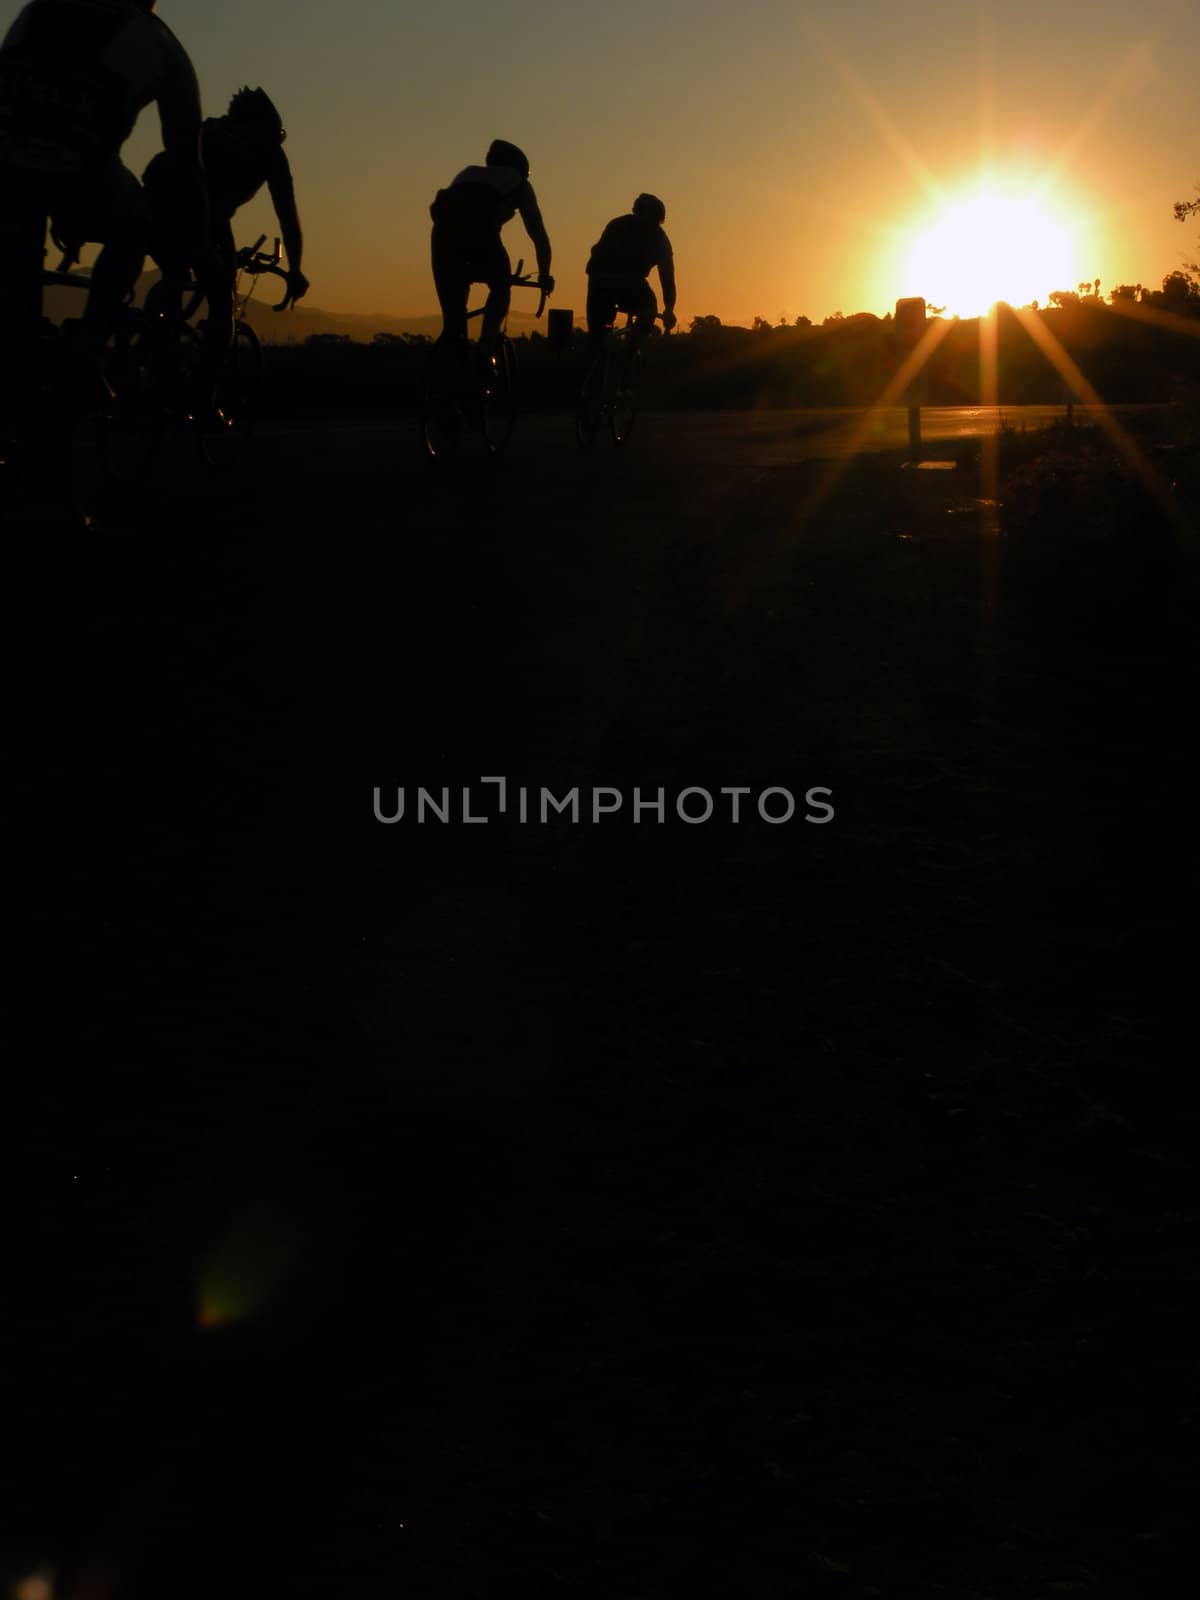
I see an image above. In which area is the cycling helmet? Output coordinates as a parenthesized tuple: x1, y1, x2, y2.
(486, 139, 530, 179)
(632, 193, 666, 225)
(228, 87, 286, 143)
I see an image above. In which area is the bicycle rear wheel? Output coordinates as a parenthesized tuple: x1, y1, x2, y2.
(197, 322, 263, 469)
(421, 339, 465, 462)
(481, 337, 518, 455)
(96, 327, 166, 489)
(576, 352, 605, 450)
(609, 346, 638, 445)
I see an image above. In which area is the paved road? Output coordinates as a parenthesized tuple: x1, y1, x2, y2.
(252, 401, 1161, 463)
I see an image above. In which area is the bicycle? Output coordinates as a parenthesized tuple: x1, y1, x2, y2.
(421, 259, 549, 462)
(576, 309, 666, 450)
(104, 234, 289, 477)
(0, 261, 113, 526)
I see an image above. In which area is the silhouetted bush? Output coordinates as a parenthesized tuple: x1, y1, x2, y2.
(251, 303, 1200, 417)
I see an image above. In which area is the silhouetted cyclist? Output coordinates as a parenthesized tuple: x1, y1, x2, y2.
(586, 193, 676, 358)
(430, 139, 553, 355)
(143, 85, 309, 359)
(0, 0, 206, 412)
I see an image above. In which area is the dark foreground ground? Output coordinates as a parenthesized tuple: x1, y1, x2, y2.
(4, 407, 1198, 1597)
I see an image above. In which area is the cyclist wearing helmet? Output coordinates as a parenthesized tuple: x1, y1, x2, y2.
(586, 193, 676, 357)
(144, 85, 309, 357)
(0, 0, 206, 398)
(430, 139, 553, 352)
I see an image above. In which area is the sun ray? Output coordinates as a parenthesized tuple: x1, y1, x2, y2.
(807, 25, 946, 208)
(1013, 307, 1192, 535)
(1103, 293, 1200, 340)
(1032, 38, 1157, 203)
(717, 317, 957, 617)
(976, 309, 1002, 692)
(801, 317, 956, 519)
(976, 4, 998, 174)
(978, 308, 1000, 514)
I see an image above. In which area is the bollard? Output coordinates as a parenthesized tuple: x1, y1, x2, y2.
(547, 307, 574, 350)
(895, 297, 927, 460)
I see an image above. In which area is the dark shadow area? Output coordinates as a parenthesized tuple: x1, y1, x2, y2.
(4, 406, 1197, 1595)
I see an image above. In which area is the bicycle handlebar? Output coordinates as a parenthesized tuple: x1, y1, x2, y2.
(234, 235, 294, 311)
(510, 257, 549, 318)
(43, 268, 91, 290)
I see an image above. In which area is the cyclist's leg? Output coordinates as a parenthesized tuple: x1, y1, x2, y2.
(142, 153, 213, 334)
(431, 227, 471, 343)
(199, 214, 236, 370)
(626, 281, 659, 360)
(479, 239, 512, 357)
(585, 280, 618, 362)
(75, 162, 150, 352)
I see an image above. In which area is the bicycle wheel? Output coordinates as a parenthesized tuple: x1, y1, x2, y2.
(609, 343, 638, 445)
(198, 322, 262, 469)
(423, 339, 469, 462)
(576, 352, 605, 450)
(96, 326, 166, 488)
(2, 332, 120, 527)
(480, 337, 518, 455)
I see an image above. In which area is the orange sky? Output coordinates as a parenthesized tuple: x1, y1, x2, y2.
(11, 0, 1200, 324)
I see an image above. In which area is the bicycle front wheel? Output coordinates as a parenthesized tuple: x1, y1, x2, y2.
(481, 337, 518, 455)
(198, 322, 263, 469)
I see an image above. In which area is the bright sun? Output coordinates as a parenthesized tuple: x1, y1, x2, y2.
(905, 187, 1076, 317)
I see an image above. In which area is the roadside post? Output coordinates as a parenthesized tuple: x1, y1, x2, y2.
(895, 297, 927, 457)
(547, 308, 574, 350)
(895, 296, 955, 471)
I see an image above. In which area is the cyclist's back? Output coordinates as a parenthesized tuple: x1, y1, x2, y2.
(0, 0, 198, 175)
(589, 213, 668, 284)
(145, 89, 294, 222)
(585, 193, 676, 354)
(429, 139, 553, 346)
(143, 86, 309, 351)
(0, 0, 202, 408)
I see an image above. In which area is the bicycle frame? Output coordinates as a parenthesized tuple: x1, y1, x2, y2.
(422, 259, 549, 461)
(464, 257, 549, 331)
(179, 235, 292, 326)
(577, 309, 665, 449)
(1, 264, 112, 525)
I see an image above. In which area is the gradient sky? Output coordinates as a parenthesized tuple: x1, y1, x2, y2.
(9, 0, 1200, 322)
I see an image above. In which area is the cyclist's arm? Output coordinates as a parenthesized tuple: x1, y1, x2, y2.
(155, 40, 210, 253)
(154, 29, 203, 164)
(517, 181, 552, 281)
(266, 150, 307, 296)
(657, 232, 677, 326)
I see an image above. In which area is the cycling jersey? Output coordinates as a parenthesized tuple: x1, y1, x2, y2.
(0, 0, 199, 174)
(587, 213, 673, 282)
(144, 114, 293, 219)
(431, 163, 543, 241)
(430, 158, 552, 343)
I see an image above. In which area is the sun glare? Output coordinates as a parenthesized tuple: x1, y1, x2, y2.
(905, 187, 1076, 317)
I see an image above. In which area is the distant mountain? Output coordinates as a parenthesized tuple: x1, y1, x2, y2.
(41, 269, 542, 344)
